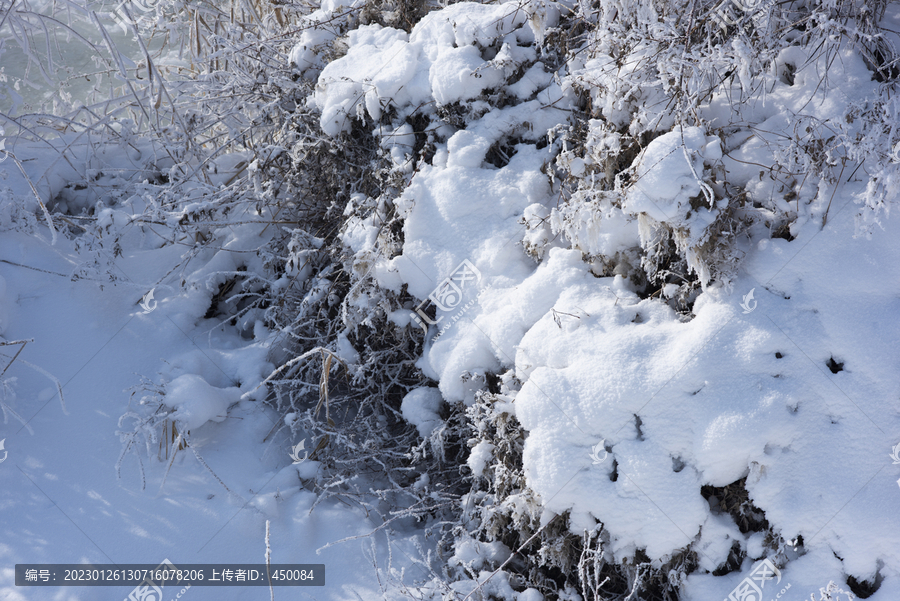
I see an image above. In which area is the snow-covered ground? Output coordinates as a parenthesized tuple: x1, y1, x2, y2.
(3, 0, 900, 599)
(316, 0, 900, 596)
(0, 253, 370, 601)
(0, 152, 418, 599)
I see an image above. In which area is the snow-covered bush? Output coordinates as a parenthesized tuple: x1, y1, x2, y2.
(290, 0, 900, 597)
(6, 0, 900, 596)
(537, 0, 900, 307)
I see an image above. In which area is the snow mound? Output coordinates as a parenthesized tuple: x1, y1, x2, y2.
(161, 374, 242, 431)
(309, 0, 900, 594)
(450, 536, 511, 570)
(625, 126, 722, 227)
(467, 440, 495, 477)
(401, 386, 443, 438)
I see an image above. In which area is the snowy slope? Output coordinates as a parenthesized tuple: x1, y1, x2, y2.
(311, 0, 900, 596)
(0, 148, 417, 601)
(3, 0, 900, 599)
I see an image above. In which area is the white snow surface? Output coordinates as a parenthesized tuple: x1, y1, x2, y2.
(4, 0, 900, 599)
(161, 374, 242, 431)
(320, 1, 900, 596)
(0, 143, 425, 601)
(400, 386, 444, 438)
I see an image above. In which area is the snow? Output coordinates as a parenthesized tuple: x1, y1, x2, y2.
(314, 25, 422, 135)
(0, 146, 419, 601)
(518, 589, 544, 601)
(160, 374, 241, 431)
(400, 387, 444, 438)
(312, 0, 550, 137)
(289, 0, 368, 76)
(449, 536, 511, 570)
(467, 440, 494, 477)
(626, 127, 712, 223)
(320, 0, 900, 594)
(7, 0, 900, 597)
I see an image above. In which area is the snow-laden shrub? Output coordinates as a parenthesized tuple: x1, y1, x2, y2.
(540, 0, 900, 305)
(294, 0, 900, 598)
(8, 0, 900, 596)
(440, 377, 705, 600)
(271, 0, 582, 534)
